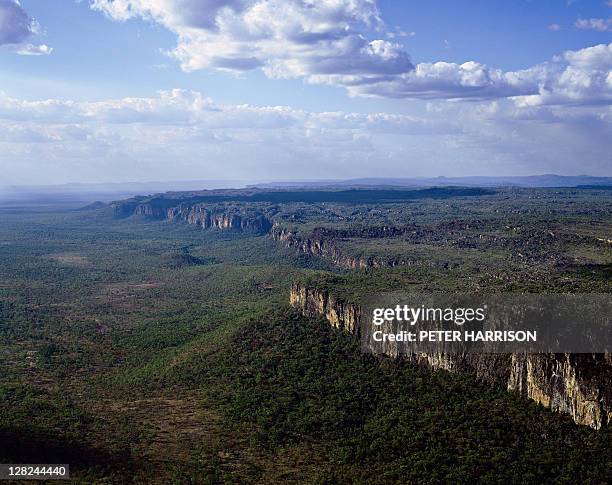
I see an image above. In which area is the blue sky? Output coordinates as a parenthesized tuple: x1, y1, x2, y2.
(0, 0, 610, 184)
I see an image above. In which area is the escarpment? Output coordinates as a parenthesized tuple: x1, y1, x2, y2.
(271, 224, 428, 269)
(272, 225, 371, 269)
(112, 195, 448, 268)
(113, 198, 433, 268)
(508, 353, 612, 430)
(116, 197, 540, 270)
(289, 283, 612, 430)
(112, 200, 273, 234)
(166, 204, 272, 233)
(289, 282, 360, 333)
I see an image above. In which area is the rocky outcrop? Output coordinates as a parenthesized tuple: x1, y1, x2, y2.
(113, 201, 272, 234)
(289, 283, 360, 333)
(273, 225, 368, 269)
(272, 224, 425, 269)
(508, 353, 612, 431)
(167, 205, 272, 233)
(133, 203, 168, 219)
(115, 200, 472, 269)
(289, 283, 611, 429)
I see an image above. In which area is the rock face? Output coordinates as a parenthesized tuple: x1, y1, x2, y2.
(289, 283, 611, 430)
(273, 226, 368, 269)
(271, 224, 421, 269)
(166, 205, 272, 233)
(115, 201, 436, 268)
(112, 201, 272, 234)
(508, 353, 612, 430)
(289, 283, 360, 333)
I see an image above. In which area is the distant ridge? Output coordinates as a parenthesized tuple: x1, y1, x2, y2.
(250, 174, 612, 189)
(76, 201, 108, 211)
(0, 180, 251, 204)
(2, 175, 611, 205)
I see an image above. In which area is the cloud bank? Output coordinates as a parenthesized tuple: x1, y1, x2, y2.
(0, 88, 609, 184)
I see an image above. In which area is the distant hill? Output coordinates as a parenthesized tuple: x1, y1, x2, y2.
(251, 175, 612, 189)
(76, 201, 108, 211)
(111, 187, 495, 217)
(3, 176, 611, 207)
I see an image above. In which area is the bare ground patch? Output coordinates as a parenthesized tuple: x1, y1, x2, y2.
(101, 282, 161, 297)
(47, 253, 91, 267)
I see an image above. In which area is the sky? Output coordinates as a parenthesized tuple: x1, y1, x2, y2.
(0, 0, 610, 185)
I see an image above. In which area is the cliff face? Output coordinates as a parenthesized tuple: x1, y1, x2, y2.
(508, 353, 612, 431)
(271, 224, 424, 269)
(273, 226, 368, 269)
(167, 205, 272, 233)
(114, 201, 272, 234)
(134, 203, 167, 218)
(289, 283, 611, 430)
(116, 202, 434, 269)
(289, 283, 360, 333)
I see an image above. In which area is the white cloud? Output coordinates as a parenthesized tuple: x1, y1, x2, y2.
(329, 43, 612, 107)
(91, 0, 403, 76)
(514, 43, 612, 107)
(0, 89, 447, 132)
(89, 1, 611, 106)
(1, 88, 432, 183)
(0, 88, 609, 184)
(0, 0, 52, 55)
(5, 42, 53, 55)
(311, 60, 545, 100)
(386, 28, 415, 39)
(548, 23, 562, 31)
(575, 17, 612, 32)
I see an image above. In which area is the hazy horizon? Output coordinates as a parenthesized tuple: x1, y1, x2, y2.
(1, 174, 611, 202)
(2, 171, 612, 187)
(1, 1, 611, 185)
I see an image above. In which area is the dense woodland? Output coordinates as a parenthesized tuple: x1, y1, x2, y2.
(0, 188, 611, 483)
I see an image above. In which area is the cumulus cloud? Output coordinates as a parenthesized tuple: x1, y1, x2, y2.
(575, 17, 612, 32)
(0, 0, 52, 55)
(312, 43, 612, 106)
(311, 60, 545, 100)
(513, 43, 612, 107)
(89, 1, 611, 105)
(0, 0, 32, 45)
(90, 0, 405, 76)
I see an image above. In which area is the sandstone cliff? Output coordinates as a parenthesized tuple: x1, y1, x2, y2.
(289, 282, 360, 333)
(271, 224, 425, 269)
(289, 283, 611, 429)
(112, 200, 272, 234)
(273, 225, 369, 269)
(166, 204, 272, 233)
(114, 199, 446, 268)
